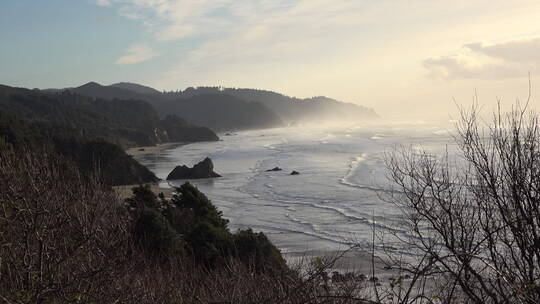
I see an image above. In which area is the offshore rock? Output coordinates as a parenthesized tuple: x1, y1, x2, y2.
(166, 157, 221, 180)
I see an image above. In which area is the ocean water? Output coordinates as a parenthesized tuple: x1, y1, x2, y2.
(135, 123, 455, 257)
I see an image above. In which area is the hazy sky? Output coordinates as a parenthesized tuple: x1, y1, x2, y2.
(2, 0, 540, 120)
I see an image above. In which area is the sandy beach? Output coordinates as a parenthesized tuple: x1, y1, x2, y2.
(113, 182, 175, 200)
(116, 142, 184, 199)
(126, 142, 185, 157)
(286, 248, 396, 278)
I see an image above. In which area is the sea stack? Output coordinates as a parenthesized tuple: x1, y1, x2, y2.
(166, 157, 221, 180)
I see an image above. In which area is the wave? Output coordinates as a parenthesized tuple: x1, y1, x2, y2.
(273, 198, 409, 236)
(341, 153, 368, 182)
(339, 179, 388, 192)
(236, 222, 357, 248)
(370, 133, 388, 140)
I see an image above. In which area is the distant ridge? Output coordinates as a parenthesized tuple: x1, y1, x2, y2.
(111, 82, 161, 95)
(67, 82, 283, 131)
(72, 81, 162, 101)
(50, 81, 379, 131)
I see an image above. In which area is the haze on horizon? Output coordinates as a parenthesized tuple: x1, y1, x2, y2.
(2, 0, 540, 122)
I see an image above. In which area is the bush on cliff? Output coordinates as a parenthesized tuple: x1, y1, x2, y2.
(127, 182, 287, 271)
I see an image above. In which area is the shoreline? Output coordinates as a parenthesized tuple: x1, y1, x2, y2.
(126, 142, 187, 157)
(120, 141, 192, 199)
(113, 182, 175, 200)
(124, 138, 400, 283)
(285, 248, 395, 278)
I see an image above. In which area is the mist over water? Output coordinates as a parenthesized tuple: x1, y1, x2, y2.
(136, 122, 458, 256)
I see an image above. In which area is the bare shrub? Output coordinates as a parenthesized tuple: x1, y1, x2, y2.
(384, 103, 540, 303)
(0, 149, 132, 303)
(0, 148, 372, 304)
(109, 251, 372, 304)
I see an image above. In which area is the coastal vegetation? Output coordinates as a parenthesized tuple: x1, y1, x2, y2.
(0, 148, 360, 304)
(0, 84, 219, 185)
(0, 111, 158, 185)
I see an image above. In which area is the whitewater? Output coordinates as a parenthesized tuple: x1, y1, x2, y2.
(135, 122, 456, 257)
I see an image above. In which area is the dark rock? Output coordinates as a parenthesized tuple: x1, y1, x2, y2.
(166, 157, 221, 180)
(266, 167, 282, 172)
(290, 171, 300, 175)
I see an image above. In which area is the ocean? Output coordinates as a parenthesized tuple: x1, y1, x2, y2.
(135, 122, 455, 258)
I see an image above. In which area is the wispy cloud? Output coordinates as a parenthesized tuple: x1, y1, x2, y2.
(116, 44, 157, 65)
(99, 0, 379, 80)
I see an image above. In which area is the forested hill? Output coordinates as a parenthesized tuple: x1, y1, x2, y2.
(157, 93, 284, 131)
(69, 82, 284, 131)
(62, 82, 378, 131)
(0, 84, 218, 147)
(0, 84, 218, 185)
(164, 87, 379, 124)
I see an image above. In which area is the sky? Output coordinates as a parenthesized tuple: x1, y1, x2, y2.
(2, 0, 540, 121)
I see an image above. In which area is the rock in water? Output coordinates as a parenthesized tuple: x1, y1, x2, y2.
(290, 171, 300, 175)
(166, 157, 221, 180)
(265, 167, 282, 172)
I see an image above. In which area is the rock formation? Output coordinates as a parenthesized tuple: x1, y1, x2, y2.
(166, 157, 221, 180)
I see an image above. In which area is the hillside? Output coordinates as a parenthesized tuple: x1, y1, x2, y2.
(168, 87, 379, 124)
(111, 82, 162, 95)
(61, 82, 378, 131)
(0, 84, 218, 185)
(70, 82, 284, 131)
(0, 84, 218, 147)
(0, 111, 158, 185)
(158, 93, 284, 131)
(73, 81, 164, 102)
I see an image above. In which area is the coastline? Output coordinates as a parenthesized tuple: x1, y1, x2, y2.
(286, 249, 395, 279)
(126, 142, 186, 157)
(113, 182, 175, 200)
(117, 142, 186, 199)
(125, 136, 401, 284)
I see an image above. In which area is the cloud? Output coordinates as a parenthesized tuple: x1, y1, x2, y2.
(155, 23, 194, 41)
(100, 0, 378, 74)
(116, 45, 157, 65)
(96, 0, 111, 6)
(464, 38, 540, 62)
(424, 37, 540, 80)
(423, 55, 520, 80)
